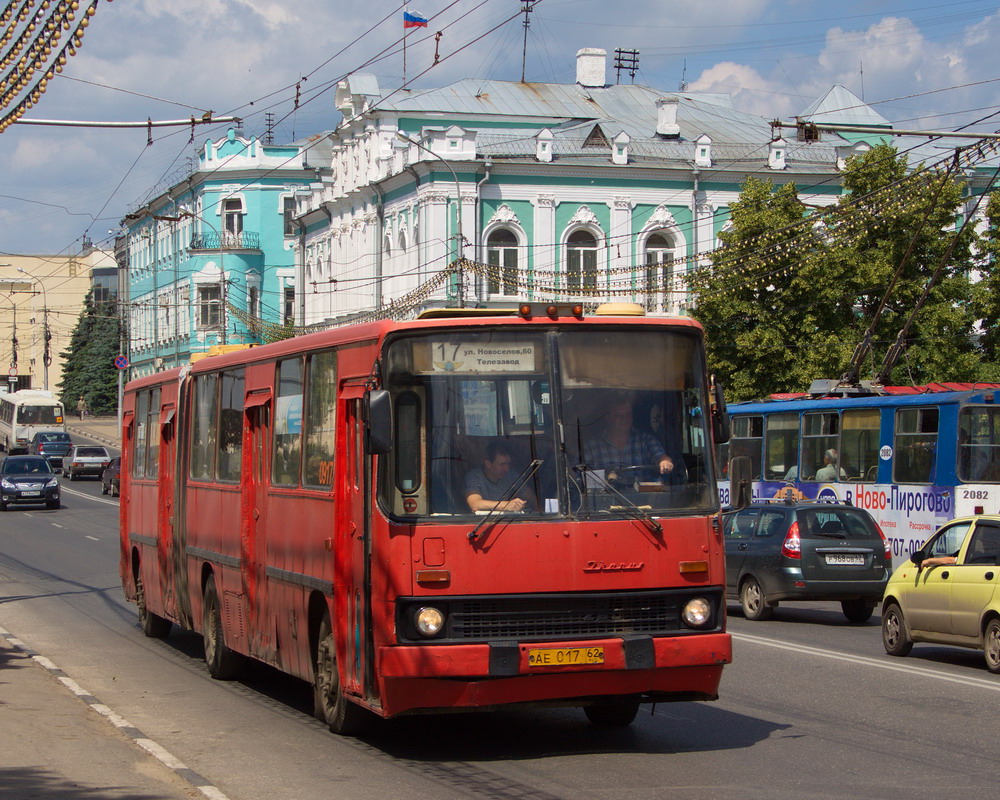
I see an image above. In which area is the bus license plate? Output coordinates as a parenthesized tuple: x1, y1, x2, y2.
(527, 646, 604, 667)
(826, 554, 864, 565)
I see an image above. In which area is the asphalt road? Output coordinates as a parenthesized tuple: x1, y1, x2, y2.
(1, 453, 998, 799)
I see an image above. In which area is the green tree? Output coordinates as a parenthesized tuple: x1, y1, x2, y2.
(57, 291, 121, 415)
(970, 190, 1000, 378)
(690, 144, 980, 400)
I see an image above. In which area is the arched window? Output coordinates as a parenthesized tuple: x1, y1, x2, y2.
(566, 229, 597, 293)
(644, 232, 674, 311)
(487, 228, 518, 295)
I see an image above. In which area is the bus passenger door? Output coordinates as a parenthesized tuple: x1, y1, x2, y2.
(337, 388, 374, 703)
(243, 393, 274, 662)
(157, 405, 177, 619)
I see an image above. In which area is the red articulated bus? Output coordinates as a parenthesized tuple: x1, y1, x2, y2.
(119, 303, 737, 734)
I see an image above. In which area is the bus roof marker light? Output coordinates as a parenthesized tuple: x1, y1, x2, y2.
(571, 304, 584, 317)
(546, 304, 559, 317)
(518, 303, 532, 317)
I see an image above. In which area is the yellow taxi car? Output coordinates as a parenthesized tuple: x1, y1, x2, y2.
(881, 515, 1000, 672)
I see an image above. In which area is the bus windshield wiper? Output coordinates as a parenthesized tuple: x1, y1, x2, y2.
(573, 466, 662, 536)
(468, 459, 543, 544)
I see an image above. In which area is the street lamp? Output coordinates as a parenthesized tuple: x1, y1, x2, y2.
(15, 267, 51, 391)
(396, 131, 466, 306)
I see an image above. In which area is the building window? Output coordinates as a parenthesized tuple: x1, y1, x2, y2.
(199, 285, 222, 328)
(487, 229, 518, 295)
(283, 196, 297, 236)
(284, 286, 295, 325)
(644, 233, 673, 311)
(248, 286, 259, 319)
(223, 198, 244, 236)
(566, 229, 597, 293)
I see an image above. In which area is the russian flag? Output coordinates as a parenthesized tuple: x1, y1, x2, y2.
(403, 8, 428, 28)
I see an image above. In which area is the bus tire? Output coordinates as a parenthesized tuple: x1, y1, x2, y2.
(584, 696, 641, 728)
(313, 616, 369, 736)
(740, 576, 772, 621)
(841, 599, 875, 623)
(135, 571, 171, 639)
(881, 602, 912, 657)
(202, 578, 244, 679)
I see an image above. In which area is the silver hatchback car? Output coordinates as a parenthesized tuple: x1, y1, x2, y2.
(64, 445, 112, 480)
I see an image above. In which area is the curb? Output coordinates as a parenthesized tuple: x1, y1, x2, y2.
(0, 626, 232, 800)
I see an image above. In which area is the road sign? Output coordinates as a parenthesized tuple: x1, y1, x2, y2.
(114, 355, 129, 370)
(7, 366, 17, 377)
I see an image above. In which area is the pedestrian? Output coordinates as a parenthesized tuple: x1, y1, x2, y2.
(76, 395, 87, 420)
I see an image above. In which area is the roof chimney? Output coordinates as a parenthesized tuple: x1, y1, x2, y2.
(576, 48, 607, 88)
(656, 96, 681, 138)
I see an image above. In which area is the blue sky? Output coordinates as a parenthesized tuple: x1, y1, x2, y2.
(1, 0, 999, 256)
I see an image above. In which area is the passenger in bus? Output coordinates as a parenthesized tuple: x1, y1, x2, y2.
(588, 393, 680, 485)
(464, 440, 536, 513)
(815, 449, 847, 482)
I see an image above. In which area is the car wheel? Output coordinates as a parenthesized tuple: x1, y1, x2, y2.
(46, 500, 59, 509)
(202, 577, 244, 680)
(882, 602, 913, 656)
(0, 501, 6, 512)
(313, 615, 371, 735)
(584, 696, 641, 728)
(984, 619, 1000, 674)
(67, 469, 76, 481)
(740, 576, 773, 621)
(112, 484, 119, 497)
(101, 481, 108, 495)
(841, 599, 876, 623)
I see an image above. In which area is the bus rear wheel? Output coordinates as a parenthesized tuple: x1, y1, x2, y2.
(313, 616, 369, 736)
(584, 696, 641, 728)
(202, 577, 244, 679)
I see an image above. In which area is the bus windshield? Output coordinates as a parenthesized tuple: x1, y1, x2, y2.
(381, 327, 715, 519)
(16, 404, 63, 425)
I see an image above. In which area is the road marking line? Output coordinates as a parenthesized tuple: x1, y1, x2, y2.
(732, 631, 1000, 691)
(86, 535, 99, 541)
(0, 626, 234, 800)
(59, 485, 118, 506)
(51, 523, 64, 528)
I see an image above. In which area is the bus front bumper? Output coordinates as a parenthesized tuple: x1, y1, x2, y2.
(376, 632, 731, 717)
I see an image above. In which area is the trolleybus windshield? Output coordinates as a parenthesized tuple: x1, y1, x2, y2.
(381, 327, 716, 519)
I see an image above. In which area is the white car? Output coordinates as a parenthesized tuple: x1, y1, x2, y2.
(64, 445, 112, 480)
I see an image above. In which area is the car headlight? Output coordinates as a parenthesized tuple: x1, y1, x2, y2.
(681, 597, 713, 628)
(46, 478, 59, 488)
(414, 606, 445, 637)
(1, 479, 15, 490)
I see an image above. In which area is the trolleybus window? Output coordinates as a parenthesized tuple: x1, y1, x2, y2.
(133, 389, 149, 479)
(959, 407, 1000, 482)
(802, 411, 839, 481)
(273, 358, 304, 486)
(894, 407, 938, 484)
(146, 387, 160, 479)
(303, 351, 336, 489)
(217, 370, 245, 482)
(764, 412, 798, 481)
(842, 408, 880, 482)
(190, 374, 219, 481)
(729, 415, 762, 480)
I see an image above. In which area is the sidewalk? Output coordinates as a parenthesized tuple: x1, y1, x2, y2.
(0, 630, 207, 799)
(64, 414, 121, 449)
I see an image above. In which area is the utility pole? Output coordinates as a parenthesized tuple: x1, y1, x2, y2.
(519, 1, 539, 83)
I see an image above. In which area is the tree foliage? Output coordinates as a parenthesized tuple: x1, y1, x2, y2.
(690, 143, 985, 401)
(57, 291, 121, 415)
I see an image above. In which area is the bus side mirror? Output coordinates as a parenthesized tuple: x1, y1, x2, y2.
(711, 376, 730, 444)
(729, 455, 752, 510)
(366, 389, 392, 455)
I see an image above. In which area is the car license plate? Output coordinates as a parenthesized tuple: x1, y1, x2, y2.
(20, 491, 41, 497)
(527, 646, 604, 667)
(826, 554, 864, 565)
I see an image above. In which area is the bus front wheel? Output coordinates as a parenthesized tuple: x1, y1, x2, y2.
(202, 577, 244, 679)
(584, 696, 641, 728)
(313, 616, 369, 736)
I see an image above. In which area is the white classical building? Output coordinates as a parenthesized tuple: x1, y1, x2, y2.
(291, 48, 926, 327)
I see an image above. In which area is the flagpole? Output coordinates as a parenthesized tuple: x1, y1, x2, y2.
(403, 1, 408, 86)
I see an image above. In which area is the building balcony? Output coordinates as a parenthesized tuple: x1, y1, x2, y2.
(189, 231, 261, 251)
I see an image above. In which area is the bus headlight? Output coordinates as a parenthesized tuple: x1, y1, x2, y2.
(681, 597, 712, 628)
(414, 606, 445, 637)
